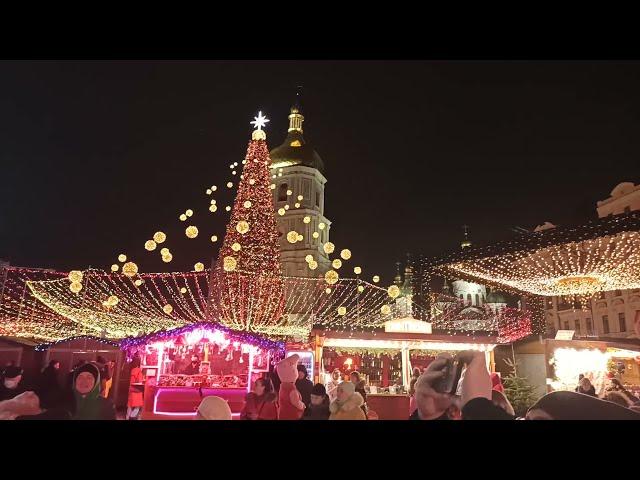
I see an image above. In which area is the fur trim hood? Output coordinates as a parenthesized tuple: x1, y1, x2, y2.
(329, 392, 364, 414)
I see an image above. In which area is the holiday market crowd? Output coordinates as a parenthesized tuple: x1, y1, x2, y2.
(2, 317, 640, 421)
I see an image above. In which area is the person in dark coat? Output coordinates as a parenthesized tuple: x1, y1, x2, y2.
(37, 360, 63, 408)
(350, 371, 368, 417)
(0, 366, 27, 401)
(303, 383, 331, 420)
(67, 363, 116, 420)
(576, 377, 597, 397)
(295, 364, 314, 409)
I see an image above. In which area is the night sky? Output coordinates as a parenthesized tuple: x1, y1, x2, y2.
(1, 61, 640, 283)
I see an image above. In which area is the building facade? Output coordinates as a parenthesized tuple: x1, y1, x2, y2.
(545, 182, 640, 338)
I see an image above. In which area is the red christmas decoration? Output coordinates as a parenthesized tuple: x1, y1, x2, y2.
(208, 129, 285, 334)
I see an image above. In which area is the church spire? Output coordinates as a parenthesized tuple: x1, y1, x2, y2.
(461, 225, 472, 249)
(288, 86, 304, 133)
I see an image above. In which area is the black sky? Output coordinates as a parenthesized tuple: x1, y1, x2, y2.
(1, 60, 640, 283)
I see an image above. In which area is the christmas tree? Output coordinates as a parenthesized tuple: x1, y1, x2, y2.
(502, 358, 540, 417)
(208, 112, 286, 334)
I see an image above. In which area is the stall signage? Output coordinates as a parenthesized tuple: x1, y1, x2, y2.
(384, 318, 432, 334)
(555, 330, 575, 340)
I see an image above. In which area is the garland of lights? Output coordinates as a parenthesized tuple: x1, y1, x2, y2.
(35, 335, 121, 352)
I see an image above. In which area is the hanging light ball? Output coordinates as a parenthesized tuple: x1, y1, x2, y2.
(243, 201, 252, 209)
(153, 232, 167, 244)
(107, 295, 119, 306)
(225, 206, 231, 212)
(340, 249, 352, 260)
(296, 233, 304, 242)
(332, 259, 342, 269)
(110, 264, 119, 272)
(278, 208, 286, 216)
(180, 287, 187, 294)
(325, 288, 332, 294)
(388, 285, 401, 299)
(381, 305, 391, 315)
(185, 226, 199, 239)
(297, 195, 303, 201)
(236, 221, 250, 234)
(186, 209, 193, 217)
(357, 285, 364, 293)
(211, 185, 217, 191)
(122, 262, 139, 277)
(286, 189, 292, 196)
(325, 270, 339, 285)
(210, 235, 218, 243)
(118, 254, 127, 263)
(209, 205, 218, 213)
(373, 275, 380, 283)
(312, 232, 320, 239)
(354, 266, 362, 275)
(294, 203, 301, 208)
(70, 282, 83, 293)
(337, 306, 347, 316)
(270, 184, 276, 190)
(323, 242, 335, 254)
(68, 270, 83, 283)
(163, 304, 173, 314)
(160, 248, 170, 255)
(223, 256, 237, 272)
(179, 214, 187, 221)
(134, 279, 143, 287)
(305, 255, 314, 263)
(227, 182, 233, 188)
(194, 262, 205, 272)
(162, 253, 173, 263)
(206, 188, 212, 195)
(308, 260, 318, 270)
(231, 243, 242, 252)
(318, 223, 326, 230)
(249, 179, 255, 185)
(145, 240, 157, 251)
(303, 216, 311, 224)
(286, 231, 299, 244)
(284, 205, 290, 211)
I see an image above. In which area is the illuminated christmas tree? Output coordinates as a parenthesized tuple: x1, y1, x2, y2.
(208, 112, 286, 334)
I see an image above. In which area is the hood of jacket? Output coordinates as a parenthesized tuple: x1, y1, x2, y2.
(329, 392, 364, 414)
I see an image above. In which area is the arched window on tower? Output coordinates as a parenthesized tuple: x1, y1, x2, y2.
(475, 293, 479, 306)
(466, 293, 472, 305)
(278, 183, 288, 202)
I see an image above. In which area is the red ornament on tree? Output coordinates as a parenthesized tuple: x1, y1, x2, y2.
(208, 113, 285, 335)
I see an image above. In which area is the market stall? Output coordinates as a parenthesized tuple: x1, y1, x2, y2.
(119, 322, 284, 419)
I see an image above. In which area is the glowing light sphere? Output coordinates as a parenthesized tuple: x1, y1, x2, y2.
(325, 270, 339, 285)
(388, 285, 401, 299)
(297, 195, 303, 201)
(354, 266, 362, 275)
(107, 295, 119, 306)
(180, 287, 187, 294)
(232, 170, 236, 175)
(179, 214, 187, 221)
(243, 201, 252, 209)
(110, 264, 119, 272)
(284, 205, 290, 211)
(206, 188, 212, 195)
(211, 186, 217, 191)
(236, 221, 250, 234)
(286, 189, 292, 196)
(278, 208, 286, 216)
(323, 242, 335, 254)
(153, 232, 166, 244)
(381, 305, 391, 315)
(286, 231, 299, 244)
(318, 223, 326, 230)
(312, 232, 320, 239)
(270, 184, 276, 190)
(223, 256, 237, 272)
(68, 270, 83, 283)
(296, 234, 303, 242)
(325, 288, 332, 294)
(340, 249, 352, 260)
(373, 275, 380, 283)
(308, 260, 318, 270)
(332, 259, 342, 269)
(70, 282, 83, 294)
(118, 254, 127, 262)
(231, 243, 242, 252)
(145, 240, 157, 251)
(303, 216, 311, 224)
(122, 262, 138, 277)
(185, 226, 199, 239)
(134, 279, 143, 287)
(225, 206, 231, 212)
(210, 235, 218, 243)
(186, 209, 193, 217)
(227, 182, 233, 188)
(337, 306, 347, 316)
(211, 199, 217, 205)
(209, 205, 218, 213)
(160, 248, 170, 255)
(357, 285, 364, 293)
(294, 203, 301, 208)
(162, 253, 173, 263)
(194, 262, 205, 272)
(163, 304, 173, 314)
(305, 255, 314, 263)
(249, 179, 255, 185)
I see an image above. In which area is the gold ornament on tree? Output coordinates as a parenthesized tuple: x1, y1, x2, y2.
(185, 226, 199, 239)
(153, 232, 166, 244)
(145, 240, 157, 251)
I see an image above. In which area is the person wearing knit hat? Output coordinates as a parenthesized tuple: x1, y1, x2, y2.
(303, 383, 331, 420)
(0, 365, 27, 401)
(68, 362, 116, 420)
(195, 396, 232, 420)
(329, 381, 366, 420)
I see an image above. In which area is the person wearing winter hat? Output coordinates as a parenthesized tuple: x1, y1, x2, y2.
(0, 366, 26, 401)
(69, 362, 116, 420)
(295, 364, 314, 410)
(195, 396, 232, 420)
(303, 383, 331, 420)
(329, 381, 366, 420)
